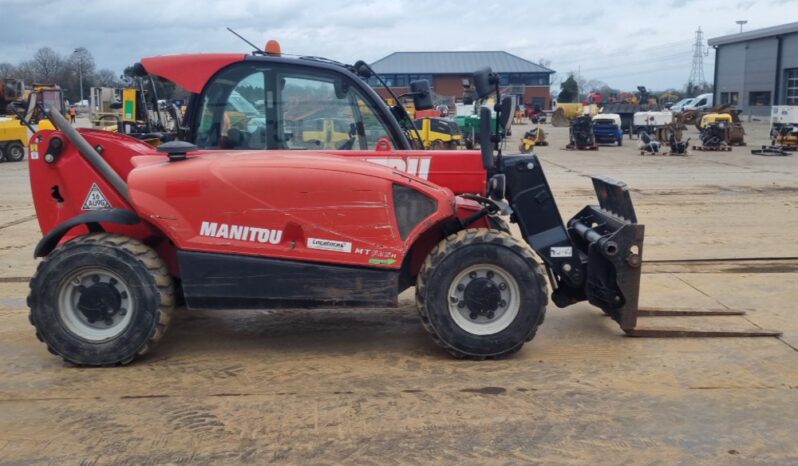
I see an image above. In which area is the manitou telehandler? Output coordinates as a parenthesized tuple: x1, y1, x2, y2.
(24, 43, 778, 366)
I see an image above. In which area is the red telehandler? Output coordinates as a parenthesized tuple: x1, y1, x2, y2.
(24, 45, 777, 365)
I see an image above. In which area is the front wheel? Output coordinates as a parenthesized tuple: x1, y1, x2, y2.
(28, 233, 175, 365)
(416, 229, 548, 359)
(5, 142, 25, 162)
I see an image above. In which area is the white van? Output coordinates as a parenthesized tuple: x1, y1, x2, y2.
(684, 93, 713, 111)
(670, 97, 695, 112)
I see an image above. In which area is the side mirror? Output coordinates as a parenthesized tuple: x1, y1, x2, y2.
(499, 96, 515, 132)
(463, 89, 475, 106)
(409, 80, 433, 110)
(334, 80, 350, 99)
(473, 67, 498, 100)
(352, 60, 372, 79)
(479, 107, 493, 169)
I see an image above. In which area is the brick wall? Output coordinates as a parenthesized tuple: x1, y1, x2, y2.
(371, 76, 552, 109)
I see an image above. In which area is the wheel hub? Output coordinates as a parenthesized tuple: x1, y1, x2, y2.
(77, 281, 122, 324)
(463, 278, 501, 316)
(58, 268, 133, 341)
(447, 264, 520, 336)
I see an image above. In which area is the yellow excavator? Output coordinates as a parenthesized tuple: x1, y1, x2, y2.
(0, 81, 65, 162)
(413, 117, 462, 149)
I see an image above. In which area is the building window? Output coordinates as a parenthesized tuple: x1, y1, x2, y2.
(749, 91, 771, 106)
(720, 92, 739, 105)
(786, 69, 798, 105)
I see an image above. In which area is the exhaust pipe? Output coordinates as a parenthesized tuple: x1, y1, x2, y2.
(45, 107, 132, 204)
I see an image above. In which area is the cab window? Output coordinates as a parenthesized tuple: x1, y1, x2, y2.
(277, 70, 394, 150)
(194, 63, 395, 151)
(195, 66, 267, 149)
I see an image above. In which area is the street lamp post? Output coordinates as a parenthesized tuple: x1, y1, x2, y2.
(74, 48, 83, 106)
(736, 20, 748, 33)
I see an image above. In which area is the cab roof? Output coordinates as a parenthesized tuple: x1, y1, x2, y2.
(140, 53, 247, 93)
(139, 53, 356, 94)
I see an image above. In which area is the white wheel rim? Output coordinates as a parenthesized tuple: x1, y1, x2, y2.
(447, 264, 520, 336)
(57, 267, 134, 342)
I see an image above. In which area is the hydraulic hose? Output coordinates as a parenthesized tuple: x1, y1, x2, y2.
(45, 107, 132, 204)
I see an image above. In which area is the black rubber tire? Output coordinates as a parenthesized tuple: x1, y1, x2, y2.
(415, 229, 548, 359)
(617, 137, 623, 147)
(0, 144, 5, 162)
(28, 233, 175, 366)
(5, 141, 25, 162)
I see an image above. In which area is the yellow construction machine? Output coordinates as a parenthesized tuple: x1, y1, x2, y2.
(413, 117, 462, 149)
(0, 82, 64, 162)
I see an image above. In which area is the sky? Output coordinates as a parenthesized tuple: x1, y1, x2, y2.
(0, 0, 795, 91)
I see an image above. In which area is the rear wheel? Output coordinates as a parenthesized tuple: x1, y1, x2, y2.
(416, 229, 548, 359)
(28, 233, 174, 365)
(5, 142, 25, 162)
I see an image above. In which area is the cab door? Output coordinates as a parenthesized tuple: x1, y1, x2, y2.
(191, 61, 401, 152)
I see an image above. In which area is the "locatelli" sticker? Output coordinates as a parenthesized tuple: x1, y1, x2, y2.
(307, 237, 352, 253)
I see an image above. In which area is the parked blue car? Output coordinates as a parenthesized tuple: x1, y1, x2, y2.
(592, 114, 624, 146)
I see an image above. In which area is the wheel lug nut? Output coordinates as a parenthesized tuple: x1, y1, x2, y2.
(109, 278, 117, 285)
(500, 300, 507, 307)
(120, 291, 128, 300)
(450, 296, 458, 303)
(469, 272, 477, 279)
(499, 283, 507, 290)
(92, 275, 100, 283)
(104, 319, 113, 326)
(487, 311, 495, 319)
(458, 302, 466, 309)
(487, 271, 494, 279)
(457, 284, 465, 291)
(470, 312, 478, 319)
(119, 308, 127, 316)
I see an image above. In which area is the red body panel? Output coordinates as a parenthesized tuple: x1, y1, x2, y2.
(128, 152, 455, 269)
(29, 130, 157, 239)
(29, 130, 487, 277)
(140, 54, 247, 93)
(313, 149, 485, 195)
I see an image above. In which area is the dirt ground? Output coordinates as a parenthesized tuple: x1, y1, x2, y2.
(1, 120, 797, 465)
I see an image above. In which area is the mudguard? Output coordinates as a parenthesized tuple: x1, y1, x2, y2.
(34, 208, 140, 258)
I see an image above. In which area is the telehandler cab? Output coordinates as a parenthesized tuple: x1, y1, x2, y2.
(25, 45, 775, 366)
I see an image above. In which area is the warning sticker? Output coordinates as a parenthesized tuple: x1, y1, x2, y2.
(82, 183, 112, 210)
(550, 246, 573, 258)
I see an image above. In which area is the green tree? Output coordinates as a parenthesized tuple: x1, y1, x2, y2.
(558, 74, 579, 103)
